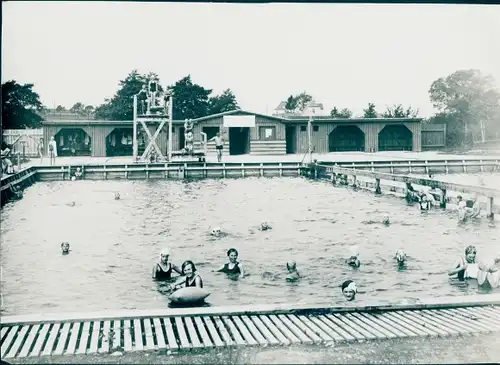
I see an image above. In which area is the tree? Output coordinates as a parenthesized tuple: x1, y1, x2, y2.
(94, 70, 161, 120)
(70, 102, 85, 114)
(56, 105, 66, 112)
(168, 75, 212, 120)
(1, 80, 44, 129)
(330, 107, 353, 118)
(208, 88, 239, 115)
(381, 104, 419, 118)
(429, 69, 500, 145)
(284, 95, 297, 113)
(363, 103, 378, 118)
(283, 92, 313, 114)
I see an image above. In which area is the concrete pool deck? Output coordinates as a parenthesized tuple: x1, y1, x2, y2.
(15, 151, 500, 168)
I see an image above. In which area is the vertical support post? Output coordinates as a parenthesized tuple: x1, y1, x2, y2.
(375, 178, 382, 195)
(440, 189, 447, 209)
(307, 115, 313, 164)
(486, 196, 494, 220)
(168, 93, 173, 162)
(133, 96, 138, 161)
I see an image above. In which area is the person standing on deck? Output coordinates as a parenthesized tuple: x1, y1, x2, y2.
(209, 132, 224, 162)
(48, 136, 58, 166)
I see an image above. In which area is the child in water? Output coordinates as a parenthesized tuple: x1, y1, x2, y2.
(61, 242, 70, 255)
(341, 280, 357, 301)
(285, 261, 300, 282)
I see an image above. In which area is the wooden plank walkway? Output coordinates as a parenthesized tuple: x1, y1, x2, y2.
(1, 294, 499, 359)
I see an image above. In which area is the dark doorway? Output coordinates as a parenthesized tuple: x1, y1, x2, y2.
(378, 125, 413, 151)
(179, 127, 185, 151)
(54, 128, 92, 156)
(106, 128, 133, 157)
(328, 125, 365, 152)
(229, 127, 250, 155)
(286, 126, 297, 154)
(203, 126, 219, 140)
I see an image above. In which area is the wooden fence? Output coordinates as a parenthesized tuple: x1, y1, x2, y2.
(421, 123, 446, 150)
(2, 129, 43, 157)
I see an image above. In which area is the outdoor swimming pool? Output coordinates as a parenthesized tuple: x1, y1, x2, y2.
(1, 177, 499, 316)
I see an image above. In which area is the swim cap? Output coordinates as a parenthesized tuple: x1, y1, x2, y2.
(341, 280, 357, 293)
(160, 248, 170, 256)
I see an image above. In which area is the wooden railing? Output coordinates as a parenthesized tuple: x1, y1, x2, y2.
(309, 163, 500, 217)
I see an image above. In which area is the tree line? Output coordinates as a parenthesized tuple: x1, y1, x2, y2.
(2, 69, 500, 147)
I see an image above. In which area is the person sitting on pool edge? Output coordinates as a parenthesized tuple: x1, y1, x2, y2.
(341, 280, 357, 301)
(114, 192, 121, 200)
(286, 261, 300, 282)
(170, 260, 203, 291)
(152, 248, 182, 280)
(61, 242, 70, 255)
(214, 248, 245, 277)
(448, 245, 479, 281)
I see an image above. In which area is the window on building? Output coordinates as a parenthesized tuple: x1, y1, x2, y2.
(300, 125, 307, 132)
(259, 126, 276, 140)
(313, 125, 319, 132)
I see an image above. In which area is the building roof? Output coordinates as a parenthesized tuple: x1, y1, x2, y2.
(190, 109, 290, 123)
(40, 111, 423, 126)
(274, 101, 287, 111)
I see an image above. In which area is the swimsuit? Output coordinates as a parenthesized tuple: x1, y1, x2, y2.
(220, 262, 241, 275)
(155, 263, 173, 280)
(185, 274, 203, 288)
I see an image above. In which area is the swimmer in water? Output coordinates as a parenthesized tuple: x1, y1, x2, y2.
(114, 192, 120, 200)
(214, 248, 245, 277)
(61, 242, 70, 255)
(477, 256, 500, 288)
(394, 249, 407, 266)
(210, 227, 221, 237)
(72, 167, 82, 181)
(169, 260, 204, 291)
(152, 248, 182, 280)
(346, 247, 360, 268)
(341, 280, 357, 301)
(448, 245, 479, 281)
(285, 261, 300, 282)
(382, 214, 390, 226)
(260, 222, 272, 231)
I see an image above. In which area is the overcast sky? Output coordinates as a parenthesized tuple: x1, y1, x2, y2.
(2, 2, 499, 117)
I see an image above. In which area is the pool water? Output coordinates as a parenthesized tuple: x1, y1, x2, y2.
(1, 177, 499, 316)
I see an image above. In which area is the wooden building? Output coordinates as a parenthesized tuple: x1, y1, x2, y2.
(42, 120, 174, 158)
(284, 116, 423, 154)
(42, 111, 424, 157)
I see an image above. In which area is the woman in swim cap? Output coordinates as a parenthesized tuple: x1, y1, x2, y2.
(341, 280, 357, 301)
(214, 248, 245, 276)
(448, 245, 479, 281)
(170, 260, 204, 290)
(152, 248, 182, 280)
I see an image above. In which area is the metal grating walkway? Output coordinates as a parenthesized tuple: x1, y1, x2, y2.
(2, 303, 500, 359)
